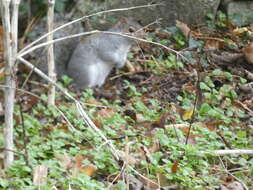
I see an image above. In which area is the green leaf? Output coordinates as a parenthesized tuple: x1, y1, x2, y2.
(200, 82, 211, 91)
(240, 77, 247, 84)
(199, 103, 212, 115)
(212, 69, 222, 76)
(224, 72, 233, 81)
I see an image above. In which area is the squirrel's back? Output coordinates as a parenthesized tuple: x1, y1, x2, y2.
(67, 17, 144, 88)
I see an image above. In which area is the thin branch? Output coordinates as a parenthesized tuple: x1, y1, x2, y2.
(185, 70, 199, 145)
(18, 104, 32, 169)
(18, 3, 162, 54)
(218, 156, 249, 190)
(212, 149, 253, 156)
(0, 147, 25, 156)
(17, 30, 183, 59)
(47, 0, 56, 106)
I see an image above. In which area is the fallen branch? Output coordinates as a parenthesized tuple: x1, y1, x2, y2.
(205, 149, 253, 156)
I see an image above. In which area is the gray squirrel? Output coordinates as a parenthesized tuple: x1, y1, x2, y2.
(67, 17, 144, 88)
(30, 17, 144, 88)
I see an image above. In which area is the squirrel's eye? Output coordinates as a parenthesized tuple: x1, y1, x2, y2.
(128, 27, 135, 33)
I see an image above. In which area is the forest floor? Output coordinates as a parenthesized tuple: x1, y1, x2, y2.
(0, 13, 253, 190)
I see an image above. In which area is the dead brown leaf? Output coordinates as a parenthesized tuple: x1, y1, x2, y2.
(72, 154, 97, 177)
(233, 27, 253, 37)
(80, 164, 97, 177)
(155, 31, 171, 39)
(242, 42, 253, 64)
(176, 20, 191, 37)
(57, 153, 97, 177)
(94, 108, 115, 119)
(205, 39, 223, 50)
(171, 160, 179, 173)
(85, 99, 103, 106)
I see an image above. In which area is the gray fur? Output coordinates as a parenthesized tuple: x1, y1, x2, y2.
(67, 18, 143, 88)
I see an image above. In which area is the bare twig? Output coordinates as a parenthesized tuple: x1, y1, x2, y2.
(218, 156, 249, 190)
(18, 4, 162, 55)
(212, 149, 253, 156)
(47, 0, 56, 106)
(0, 147, 25, 156)
(17, 30, 183, 59)
(185, 70, 199, 145)
(18, 104, 32, 169)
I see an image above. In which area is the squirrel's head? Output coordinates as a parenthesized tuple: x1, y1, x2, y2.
(115, 17, 146, 38)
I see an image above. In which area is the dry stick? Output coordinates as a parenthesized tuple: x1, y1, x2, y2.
(17, 30, 183, 59)
(218, 156, 249, 190)
(18, 104, 32, 169)
(128, 166, 160, 187)
(0, 84, 41, 99)
(20, 66, 35, 89)
(17, 57, 120, 160)
(1, 0, 14, 169)
(212, 149, 253, 156)
(47, 0, 56, 106)
(18, 3, 161, 55)
(0, 148, 25, 156)
(18, 30, 98, 57)
(185, 71, 200, 145)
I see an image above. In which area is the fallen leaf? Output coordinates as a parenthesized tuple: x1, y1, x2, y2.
(74, 154, 84, 168)
(182, 109, 194, 120)
(242, 42, 253, 64)
(233, 27, 253, 37)
(155, 31, 171, 39)
(72, 154, 97, 177)
(93, 119, 103, 128)
(80, 164, 97, 177)
(85, 99, 102, 106)
(205, 39, 223, 50)
(94, 108, 115, 119)
(176, 20, 191, 37)
(171, 160, 179, 173)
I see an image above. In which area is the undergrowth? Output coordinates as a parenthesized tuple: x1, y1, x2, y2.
(0, 12, 253, 190)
